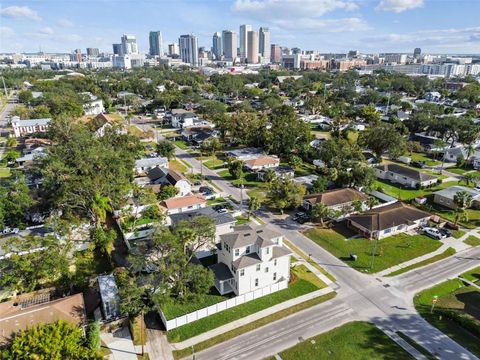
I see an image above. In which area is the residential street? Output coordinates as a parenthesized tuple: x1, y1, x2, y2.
(175, 144, 480, 360)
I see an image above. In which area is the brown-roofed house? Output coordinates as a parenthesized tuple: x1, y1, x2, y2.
(347, 202, 431, 239)
(0, 292, 86, 346)
(303, 188, 368, 218)
(160, 194, 206, 215)
(243, 156, 280, 171)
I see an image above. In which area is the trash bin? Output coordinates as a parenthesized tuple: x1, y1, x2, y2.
(350, 254, 357, 261)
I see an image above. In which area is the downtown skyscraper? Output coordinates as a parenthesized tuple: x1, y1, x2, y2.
(259, 27, 270, 62)
(149, 31, 163, 56)
(222, 30, 237, 61)
(121, 34, 138, 54)
(239, 24, 252, 61)
(212, 32, 222, 60)
(179, 34, 198, 66)
(247, 30, 258, 64)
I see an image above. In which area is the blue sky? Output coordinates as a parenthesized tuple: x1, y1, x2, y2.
(1, 0, 479, 54)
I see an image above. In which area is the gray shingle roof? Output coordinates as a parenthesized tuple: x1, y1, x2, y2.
(232, 253, 262, 269)
(209, 262, 233, 280)
(169, 207, 235, 227)
(375, 163, 437, 182)
(220, 225, 281, 249)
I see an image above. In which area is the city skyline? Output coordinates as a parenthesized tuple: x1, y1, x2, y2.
(1, 0, 480, 54)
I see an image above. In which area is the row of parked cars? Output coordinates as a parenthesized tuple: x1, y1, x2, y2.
(422, 226, 451, 240)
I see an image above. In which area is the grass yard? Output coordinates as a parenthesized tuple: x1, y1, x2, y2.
(169, 159, 188, 174)
(453, 230, 466, 239)
(414, 266, 480, 357)
(311, 130, 331, 139)
(409, 152, 441, 167)
(162, 290, 227, 320)
(465, 235, 480, 246)
(386, 247, 456, 277)
(166, 265, 324, 342)
(203, 157, 225, 170)
(0, 167, 11, 178)
(427, 204, 480, 229)
(235, 216, 250, 225)
(173, 140, 188, 149)
(271, 321, 414, 360)
(304, 224, 442, 273)
(373, 179, 459, 201)
(172, 292, 337, 360)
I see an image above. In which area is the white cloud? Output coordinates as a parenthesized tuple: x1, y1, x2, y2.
(39, 27, 54, 35)
(233, 0, 359, 19)
(376, 0, 423, 13)
(275, 17, 370, 33)
(0, 26, 14, 37)
(0, 6, 41, 21)
(57, 18, 73, 27)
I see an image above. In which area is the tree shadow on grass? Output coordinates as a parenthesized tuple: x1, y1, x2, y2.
(456, 291, 480, 320)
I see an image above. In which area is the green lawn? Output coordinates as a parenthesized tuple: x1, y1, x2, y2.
(373, 179, 459, 201)
(453, 230, 466, 239)
(409, 152, 441, 167)
(272, 321, 414, 360)
(162, 291, 226, 320)
(235, 216, 250, 225)
(203, 157, 225, 170)
(304, 224, 442, 273)
(427, 204, 480, 229)
(414, 266, 480, 357)
(465, 236, 480, 246)
(386, 247, 456, 277)
(173, 140, 188, 149)
(447, 167, 480, 177)
(169, 159, 188, 174)
(0, 167, 11, 178)
(166, 265, 323, 342)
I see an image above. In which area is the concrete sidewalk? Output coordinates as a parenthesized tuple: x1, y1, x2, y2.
(100, 327, 138, 360)
(377, 229, 476, 277)
(171, 287, 334, 350)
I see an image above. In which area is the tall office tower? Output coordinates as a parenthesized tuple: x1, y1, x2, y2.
(247, 31, 258, 64)
(413, 47, 422, 59)
(149, 31, 163, 56)
(291, 47, 301, 55)
(113, 43, 123, 56)
(239, 24, 252, 60)
(178, 34, 198, 66)
(222, 30, 237, 60)
(348, 50, 359, 58)
(73, 49, 82, 62)
(212, 32, 222, 60)
(86, 48, 100, 56)
(259, 27, 270, 61)
(121, 34, 138, 54)
(270, 44, 282, 63)
(168, 43, 179, 56)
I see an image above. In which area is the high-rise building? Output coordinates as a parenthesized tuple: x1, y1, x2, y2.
(168, 43, 179, 56)
(348, 50, 359, 58)
(113, 43, 123, 56)
(73, 49, 82, 62)
(121, 34, 138, 54)
(149, 31, 163, 56)
(270, 44, 282, 63)
(222, 30, 237, 60)
(212, 32, 222, 60)
(414, 48, 422, 59)
(259, 27, 270, 62)
(247, 31, 258, 64)
(178, 34, 198, 66)
(86, 48, 99, 57)
(239, 24, 252, 60)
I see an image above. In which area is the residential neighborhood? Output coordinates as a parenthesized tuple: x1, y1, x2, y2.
(1, 6, 480, 359)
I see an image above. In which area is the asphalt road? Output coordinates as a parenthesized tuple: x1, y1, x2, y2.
(176, 146, 480, 360)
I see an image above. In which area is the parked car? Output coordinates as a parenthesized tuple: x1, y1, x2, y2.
(292, 212, 310, 224)
(411, 161, 426, 168)
(439, 228, 452, 237)
(292, 212, 306, 221)
(423, 227, 446, 240)
(199, 186, 213, 193)
(217, 208, 228, 214)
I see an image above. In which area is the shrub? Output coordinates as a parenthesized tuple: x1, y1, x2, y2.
(86, 320, 101, 350)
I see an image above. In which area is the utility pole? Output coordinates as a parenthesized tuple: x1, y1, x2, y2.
(370, 236, 379, 271)
(141, 310, 145, 356)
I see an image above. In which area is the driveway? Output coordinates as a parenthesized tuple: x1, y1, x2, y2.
(101, 327, 138, 360)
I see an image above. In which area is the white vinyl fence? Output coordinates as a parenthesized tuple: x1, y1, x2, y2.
(160, 279, 289, 331)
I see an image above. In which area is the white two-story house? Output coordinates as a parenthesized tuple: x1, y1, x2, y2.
(210, 224, 291, 296)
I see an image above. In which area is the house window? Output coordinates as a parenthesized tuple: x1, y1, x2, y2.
(274, 259, 277, 266)
(255, 278, 259, 287)
(265, 247, 270, 255)
(265, 267, 269, 273)
(246, 246, 250, 254)
(273, 272, 277, 281)
(240, 269, 244, 276)
(256, 264, 261, 271)
(235, 249, 239, 256)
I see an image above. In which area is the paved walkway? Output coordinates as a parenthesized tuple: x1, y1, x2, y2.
(145, 328, 173, 360)
(171, 287, 334, 350)
(100, 327, 138, 360)
(377, 229, 476, 277)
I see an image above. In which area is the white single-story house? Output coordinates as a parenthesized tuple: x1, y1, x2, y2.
(375, 163, 438, 189)
(243, 156, 280, 171)
(257, 166, 295, 181)
(11, 117, 51, 138)
(303, 188, 368, 218)
(160, 194, 206, 215)
(443, 146, 467, 163)
(211, 224, 291, 296)
(348, 202, 431, 239)
(433, 186, 480, 209)
(135, 157, 169, 175)
(226, 147, 264, 161)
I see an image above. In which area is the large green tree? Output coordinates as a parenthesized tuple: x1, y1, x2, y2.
(359, 123, 407, 159)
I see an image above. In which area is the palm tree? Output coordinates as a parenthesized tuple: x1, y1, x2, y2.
(462, 173, 475, 186)
(351, 200, 364, 213)
(367, 197, 380, 210)
(90, 193, 112, 228)
(311, 203, 335, 227)
(453, 190, 473, 226)
(248, 196, 261, 219)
